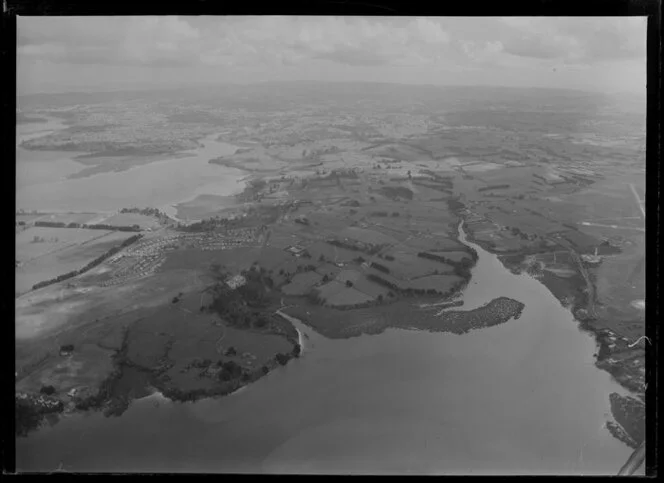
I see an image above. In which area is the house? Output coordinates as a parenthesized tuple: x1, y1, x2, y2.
(286, 245, 305, 256)
(226, 274, 247, 289)
(59, 344, 74, 356)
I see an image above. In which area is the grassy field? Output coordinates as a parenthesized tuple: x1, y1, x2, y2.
(326, 287, 374, 306)
(337, 226, 401, 245)
(174, 194, 240, 221)
(16, 230, 138, 295)
(430, 250, 472, 263)
(16, 227, 116, 262)
(17, 212, 101, 226)
(159, 247, 260, 273)
(96, 212, 159, 229)
(316, 280, 346, 300)
(15, 343, 116, 398)
(407, 274, 463, 292)
(351, 275, 391, 299)
(372, 253, 455, 280)
(305, 241, 362, 264)
(281, 271, 323, 296)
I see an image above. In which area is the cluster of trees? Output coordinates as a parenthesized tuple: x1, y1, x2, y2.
(326, 238, 382, 255)
(366, 273, 401, 292)
(378, 186, 414, 201)
(216, 360, 244, 382)
(15, 398, 44, 436)
(505, 226, 536, 241)
(32, 234, 142, 290)
(445, 197, 465, 213)
(416, 251, 476, 279)
(370, 262, 390, 274)
(34, 221, 66, 228)
(177, 218, 234, 232)
(376, 253, 395, 261)
(341, 199, 361, 207)
(34, 220, 141, 232)
(39, 385, 56, 395)
(120, 207, 167, 218)
(370, 211, 389, 217)
(207, 267, 275, 330)
(478, 184, 510, 192)
(365, 273, 464, 298)
(31, 235, 55, 243)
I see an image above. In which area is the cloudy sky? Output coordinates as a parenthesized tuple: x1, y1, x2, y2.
(17, 16, 647, 95)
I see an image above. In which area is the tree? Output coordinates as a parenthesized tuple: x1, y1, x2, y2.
(40, 385, 56, 395)
(345, 280, 353, 288)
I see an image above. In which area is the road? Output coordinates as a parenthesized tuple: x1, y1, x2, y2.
(554, 239, 597, 318)
(628, 183, 645, 220)
(579, 222, 644, 232)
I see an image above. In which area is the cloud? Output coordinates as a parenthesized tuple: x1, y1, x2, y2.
(314, 47, 390, 66)
(17, 16, 646, 94)
(18, 16, 202, 67)
(497, 17, 645, 63)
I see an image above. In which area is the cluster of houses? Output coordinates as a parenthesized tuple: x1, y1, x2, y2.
(177, 228, 260, 251)
(126, 235, 181, 257)
(597, 327, 631, 350)
(16, 392, 63, 410)
(100, 254, 166, 287)
(98, 228, 261, 287)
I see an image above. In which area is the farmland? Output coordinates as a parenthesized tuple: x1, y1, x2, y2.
(16, 228, 138, 295)
(15, 84, 645, 455)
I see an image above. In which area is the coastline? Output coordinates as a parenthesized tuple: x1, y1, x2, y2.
(15, 322, 303, 436)
(459, 217, 645, 450)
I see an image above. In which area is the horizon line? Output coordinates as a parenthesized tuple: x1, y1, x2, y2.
(17, 80, 645, 99)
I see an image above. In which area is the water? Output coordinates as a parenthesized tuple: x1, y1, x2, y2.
(15, 223, 632, 474)
(16, 121, 244, 213)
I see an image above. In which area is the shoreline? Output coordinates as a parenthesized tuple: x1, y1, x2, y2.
(460, 217, 645, 449)
(15, 317, 303, 437)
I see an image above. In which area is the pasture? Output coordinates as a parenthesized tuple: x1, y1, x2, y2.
(15, 343, 115, 397)
(326, 287, 374, 306)
(281, 271, 323, 296)
(351, 276, 391, 299)
(338, 226, 400, 246)
(375, 251, 455, 281)
(16, 227, 116, 262)
(15, 230, 138, 295)
(317, 280, 346, 300)
(407, 274, 463, 292)
(160, 247, 259, 273)
(96, 212, 159, 229)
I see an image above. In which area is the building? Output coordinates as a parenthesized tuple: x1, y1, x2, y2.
(225, 275, 246, 290)
(286, 245, 305, 256)
(581, 247, 602, 266)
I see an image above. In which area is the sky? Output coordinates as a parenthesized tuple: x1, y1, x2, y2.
(17, 16, 647, 95)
